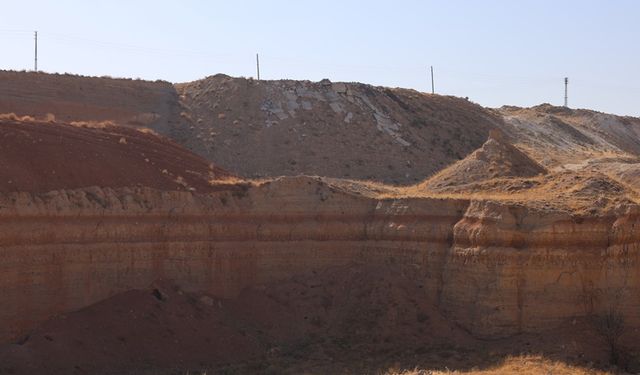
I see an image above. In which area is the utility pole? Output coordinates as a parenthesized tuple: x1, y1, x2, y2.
(256, 53, 260, 80)
(34, 31, 38, 72)
(564, 77, 568, 107)
(430, 66, 434, 94)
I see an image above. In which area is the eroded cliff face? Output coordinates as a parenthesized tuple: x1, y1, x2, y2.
(442, 201, 640, 338)
(0, 177, 465, 342)
(2, 177, 639, 343)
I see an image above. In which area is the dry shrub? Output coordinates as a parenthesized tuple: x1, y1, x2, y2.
(0, 113, 35, 122)
(44, 113, 56, 122)
(384, 355, 611, 374)
(136, 127, 160, 137)
(0, 113, 20, 121)
(128, 112, 160, 126)
(594, 308, 625, 365)
(69, 120, 116, 129)
(180, 111, 193, 122)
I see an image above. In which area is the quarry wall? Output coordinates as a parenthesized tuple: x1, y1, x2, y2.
(2, 177, 640, 342)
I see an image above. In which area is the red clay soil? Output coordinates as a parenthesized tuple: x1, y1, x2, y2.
(0, 71, 181, 133)
(0, 263, 474, 375)
(0, 263, 622, 375)
(0, 118, 231, 193)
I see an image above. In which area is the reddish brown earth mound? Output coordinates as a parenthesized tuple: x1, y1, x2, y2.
(0, 117, 231, 193)
(0, 263, 470, 374)
(0, 71, 182, 134)
(0, 263, 622, 375)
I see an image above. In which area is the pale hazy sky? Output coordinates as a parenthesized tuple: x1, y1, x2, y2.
(1, 0, 639, 116)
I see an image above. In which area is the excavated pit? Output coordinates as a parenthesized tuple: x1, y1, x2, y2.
(2, 71, 640, 373)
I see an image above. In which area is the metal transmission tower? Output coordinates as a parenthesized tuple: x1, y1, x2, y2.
(34, 31, 38, 72)
(564, 77, 568, 107)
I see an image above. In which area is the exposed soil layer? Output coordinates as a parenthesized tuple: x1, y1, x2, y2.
(0, 117, 231, 193)
(1, 263, 633, 375)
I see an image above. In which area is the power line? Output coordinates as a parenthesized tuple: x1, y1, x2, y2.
(5, 30, 640, 112)
(36, 31, 235, 60)
(0, 29, 32, 34)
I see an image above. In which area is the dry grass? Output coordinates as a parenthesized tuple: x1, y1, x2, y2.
(136, 126, 161, 136)
(69, 119, 117, 129)
(322, 168, 640, 215)
(0, 113, 119, 129)
(208, 175, 254, 185)
(0, 112, 35, 122)
(44, 113, 56, 122)
(384, 355, 613, 375)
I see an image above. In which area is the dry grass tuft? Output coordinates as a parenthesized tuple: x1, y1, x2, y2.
(136, 127, 160, 137)
(0, 112, 36, 122)
(69, 120, 116, 129)
(383, 355, 612, 375)
(44, 113, 56, 122)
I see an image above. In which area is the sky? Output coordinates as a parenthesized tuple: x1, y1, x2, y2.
(1, 0, 639, 116)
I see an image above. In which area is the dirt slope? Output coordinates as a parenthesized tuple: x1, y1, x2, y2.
(4, 71, 640, 188)
(174, 74, 502, 184)
(0, 116, 230, 193)
(421, 131, 546, 191)
(0, 71, 507, 184)
(497, 104, 640, 170)
(0, 71, 185, 134)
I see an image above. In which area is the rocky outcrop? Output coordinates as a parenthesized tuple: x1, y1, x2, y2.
(2, 177, 640, 343)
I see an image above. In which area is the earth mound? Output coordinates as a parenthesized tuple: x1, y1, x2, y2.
(174, 75, 503, 184)
(0, 71, 183, 134)
(0, 263, 473, 374)
(498, 104, 640, 169)
(5, 71, 640, 188)
(421, 132, 546, 191)
(0, 116, 231, 193)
